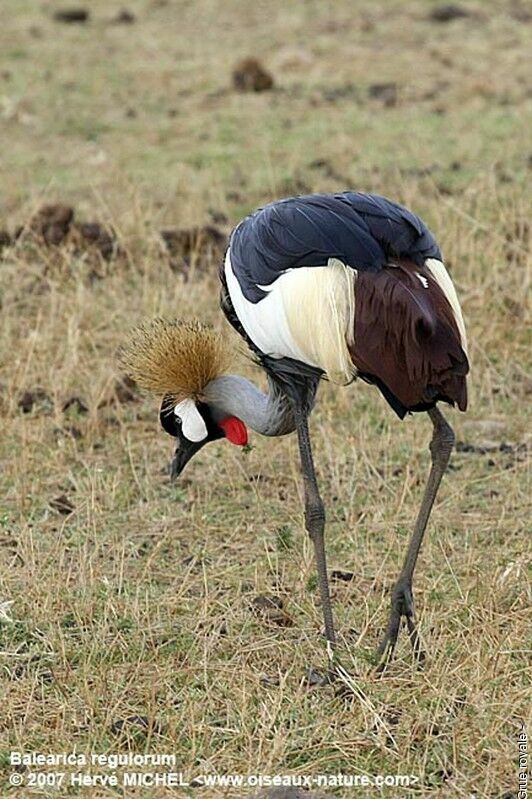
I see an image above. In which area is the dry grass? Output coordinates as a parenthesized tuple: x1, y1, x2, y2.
(1, 1, 531, 797)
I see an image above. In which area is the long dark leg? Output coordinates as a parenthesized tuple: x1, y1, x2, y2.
(292, 404, 337, 658)
(377, 406, 455, 667)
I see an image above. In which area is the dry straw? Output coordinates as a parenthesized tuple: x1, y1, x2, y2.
(119, 318, 233, 401)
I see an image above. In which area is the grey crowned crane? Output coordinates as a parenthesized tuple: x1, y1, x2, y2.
(121, 192, 469, 673)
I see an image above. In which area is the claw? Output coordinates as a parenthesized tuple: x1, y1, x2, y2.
(376, 579, 425, 671)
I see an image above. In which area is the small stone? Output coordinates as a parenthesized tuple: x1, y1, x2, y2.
(251, 595, 293, 627)
(53, 8, 89, 23)
(18, 388, 53, 415)
(110, 715, 164, 737)
(62, 396, 89, 415)
(251, 595, 284, 611)
(232, 58, 274, 93)
(49, 495, 75, 515)
(368, 82, 398, 107)
(0, 230, 12, 252)
(259, 674, 280, 687)
(305, 668, 331, 687)
(28, 204, 74, 246)
(112, 9, 135, 24)
(73, 221, 117, 260)
(331, 570, 356, 582)
(160, 225, 226, 278)
(429, 4, 471, 22)
(114, 376, 140, 404)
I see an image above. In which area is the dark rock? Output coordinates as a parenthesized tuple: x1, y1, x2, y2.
(54, 425, 83, 441)
(97, 377, 140, 410)
(434, 767, 453, 782)
(321, 83, 358, 103)
(305, 668, 331, 687)
(399, 164, 437, 178)
(161, 225, 225, 257)
(49, 495, 75, 515)
(251, 595, 284, 611)
(29, 204, 74, 246)
(208, 208, 229, 225)
(160, 225, 226, 278)
(251, 595, 293, 627)
(62, 396, 89, 415)
(18, 388, 53, 414)
(510, 4, 532, 22)
(259, 674, 280, 687)
(73, 222, 117, 261)
(429, 4, 471, 22)
(0, 230, 12, 252)
(112, 9, 135, 24)
(53, 8, 89, 23)
(114, 375, 140, 404)
(110, 715, 164, 737)
(308, 158, 344, 181)
(331, 570, 356, 582)
(10, 656, 54, 684)
(232, 58, 274, 92)
(181, 554, 208, 567)
(368, 82, 398, 106)
(456, 439, 526, 458)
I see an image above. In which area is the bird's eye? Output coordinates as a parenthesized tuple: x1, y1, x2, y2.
(174, 415, 182, 424)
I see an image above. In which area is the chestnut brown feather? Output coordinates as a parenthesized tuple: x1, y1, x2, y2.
(118, 318, 233, 402)
(350, 260, 468, 413)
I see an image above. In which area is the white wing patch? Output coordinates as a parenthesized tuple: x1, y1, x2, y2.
(173, 398, 208, 442)
(225, 249, 310, 363)
(225, 249, 355, 385)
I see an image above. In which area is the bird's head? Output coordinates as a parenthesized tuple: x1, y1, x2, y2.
(119, 318, 248, 477)
(159, 394, 248, 477)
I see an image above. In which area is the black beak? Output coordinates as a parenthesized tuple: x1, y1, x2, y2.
(170, 438, 206, 479)
(160, 395, 222, 480)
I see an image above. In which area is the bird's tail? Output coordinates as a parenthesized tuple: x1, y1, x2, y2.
(349, 259, 469, 416)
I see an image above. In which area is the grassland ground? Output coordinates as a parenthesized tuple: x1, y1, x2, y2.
(0, 1, 531, 797)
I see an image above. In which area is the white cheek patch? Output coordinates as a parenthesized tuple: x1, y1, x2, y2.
(173, 398, 208, 442)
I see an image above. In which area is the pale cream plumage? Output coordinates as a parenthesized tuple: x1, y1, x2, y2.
(279, 258, 356, 385)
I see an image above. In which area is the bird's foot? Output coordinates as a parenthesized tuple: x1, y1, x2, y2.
(305, 667, 336, 687)
(376, 578, 425, 672)
(306, 661, 361, 693)
(305, 642, 345, 687)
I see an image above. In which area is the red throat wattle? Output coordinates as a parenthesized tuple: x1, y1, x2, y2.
(219, 416, 248, 446)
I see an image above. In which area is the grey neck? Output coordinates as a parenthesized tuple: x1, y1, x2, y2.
(203, 374, 299, 437)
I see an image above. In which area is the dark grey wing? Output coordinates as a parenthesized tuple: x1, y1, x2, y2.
(340, 192, 442, 266)
(228, 192, 442, 302)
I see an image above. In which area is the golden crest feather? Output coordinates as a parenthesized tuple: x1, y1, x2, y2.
(118, 318, 232, 402)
